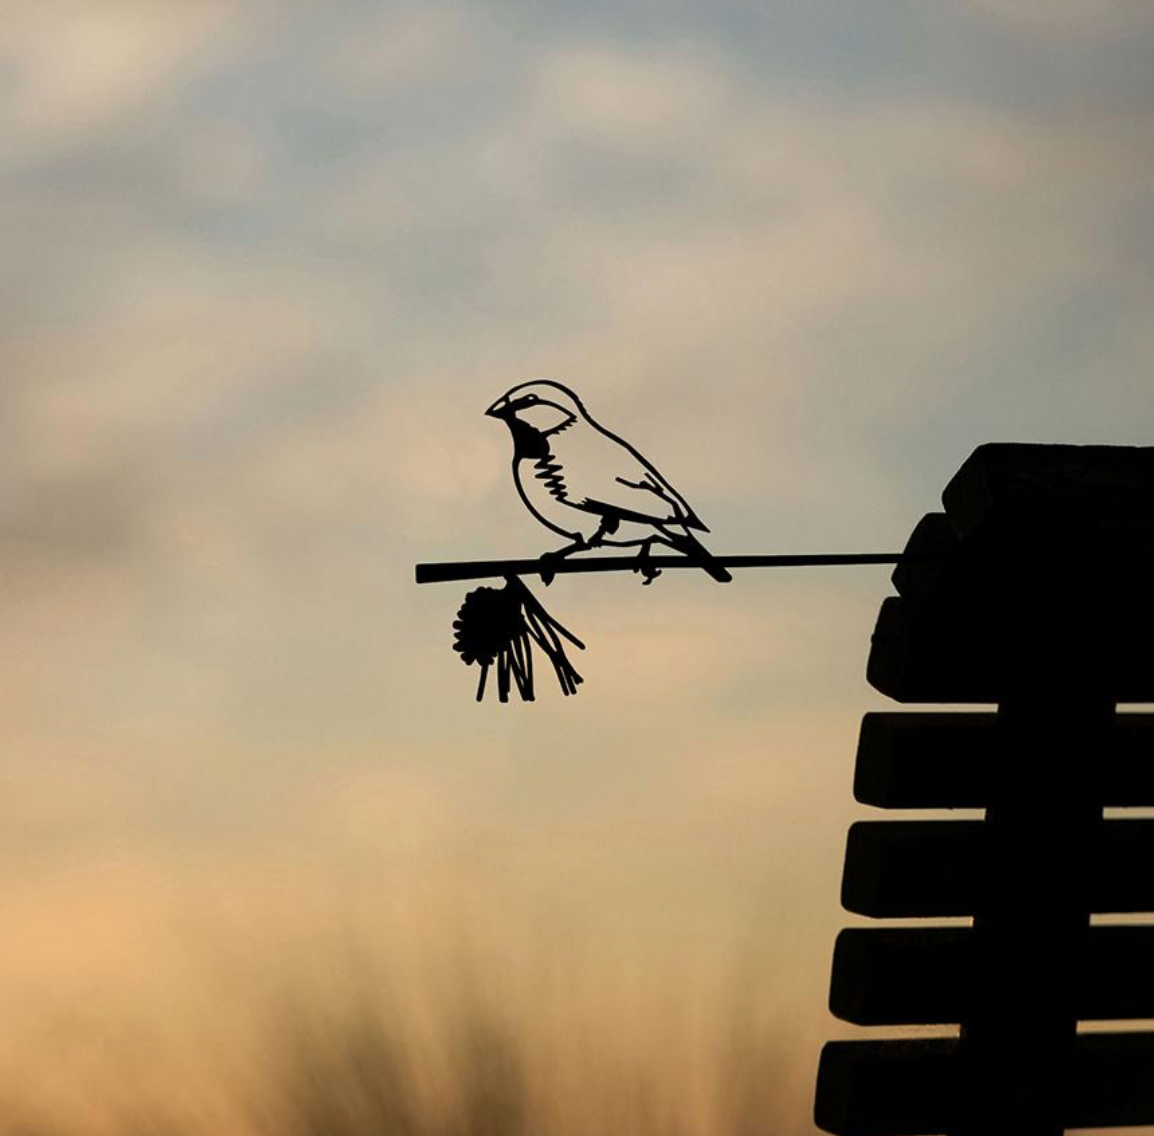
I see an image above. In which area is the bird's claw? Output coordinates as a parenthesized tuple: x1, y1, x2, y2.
(632, 559, 662, 585)
(631, 541, 663, 586)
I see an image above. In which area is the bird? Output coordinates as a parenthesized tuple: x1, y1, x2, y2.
(485, 379, 731, 584)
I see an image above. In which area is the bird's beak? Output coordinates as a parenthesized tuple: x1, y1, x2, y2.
(485, 396, 509, 418)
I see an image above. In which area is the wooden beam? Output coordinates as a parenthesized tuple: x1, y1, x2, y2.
(854, 712, 1154, 809)
(815, 1032, 1154, 1135)
(830, 925, 1154, 1025)
(841, 819, 1154, 918)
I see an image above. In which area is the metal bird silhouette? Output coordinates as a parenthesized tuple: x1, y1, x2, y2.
(485, 379, 732, 585)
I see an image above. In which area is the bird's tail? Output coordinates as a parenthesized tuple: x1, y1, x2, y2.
(663, 529, 732, 583)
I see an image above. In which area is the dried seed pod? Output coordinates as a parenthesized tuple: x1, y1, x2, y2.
(452, 577, 584, 702)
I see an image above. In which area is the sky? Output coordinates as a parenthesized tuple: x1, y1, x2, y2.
(1, 0, 1154, 1130)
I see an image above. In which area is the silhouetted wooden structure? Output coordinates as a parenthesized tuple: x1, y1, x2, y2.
(815, 444, 1154, 1135)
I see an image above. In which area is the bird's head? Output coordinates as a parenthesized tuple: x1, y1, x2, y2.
(484, 379, 586, 431)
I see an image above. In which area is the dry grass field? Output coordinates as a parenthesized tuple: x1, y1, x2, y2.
(0, 931, 813, 1136)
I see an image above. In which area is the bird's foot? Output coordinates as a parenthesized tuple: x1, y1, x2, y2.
(539, 544, 585, 585)
(538, 551, 563, 587)
(632, 543, 662, 586)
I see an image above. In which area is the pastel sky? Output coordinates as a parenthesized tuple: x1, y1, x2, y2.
(2, 1, 1153, 1130)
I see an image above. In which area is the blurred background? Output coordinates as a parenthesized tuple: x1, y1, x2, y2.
(2, 1, 1153, 1132)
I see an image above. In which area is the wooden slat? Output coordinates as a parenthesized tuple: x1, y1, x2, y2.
(842, 820, 980, 918)
(855, 712, 1154, 809)
(815, 1032, 1154, 1135)
(1072, 1031, 1154, 1127)
(855, 713, 992, 808)
(830, 927, 967, 1025)
(842, 819, 1154, 918)
(866, 593, 1154, 704)
(815, 1038, 958, 1136)
(830, 925, 1154, 1025)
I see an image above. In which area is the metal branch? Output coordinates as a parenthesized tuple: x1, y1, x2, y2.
(415, 552, 911, 585)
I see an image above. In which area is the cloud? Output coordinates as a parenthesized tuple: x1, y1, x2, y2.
(1, 26, 1149, 733)
(325, 2, 486, 99)
(959, 0, 1154, 38)
(529, 45, 734, 153)
(0, 0, 254, 161)
(6, 28, 1150, 672)
(451, 44, 1154, 533)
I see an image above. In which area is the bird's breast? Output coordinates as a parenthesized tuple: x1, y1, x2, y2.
(513, 451, 589, 540)
(515, 447, 571, 506)
(532, 450, 569, 503)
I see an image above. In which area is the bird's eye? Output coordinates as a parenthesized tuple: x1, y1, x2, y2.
(525, 394, 538, 403)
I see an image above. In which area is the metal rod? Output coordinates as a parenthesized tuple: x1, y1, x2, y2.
(415, 552, 911, 585)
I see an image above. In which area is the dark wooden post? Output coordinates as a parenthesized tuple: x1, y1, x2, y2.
(959, 696, 1109, 1135)
(815, 444, 1154, 1136)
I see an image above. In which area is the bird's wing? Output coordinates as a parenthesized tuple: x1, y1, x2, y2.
(552, 424, 710, 531)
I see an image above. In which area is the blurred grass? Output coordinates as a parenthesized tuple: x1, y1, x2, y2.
(0, 945, 806, 1136)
